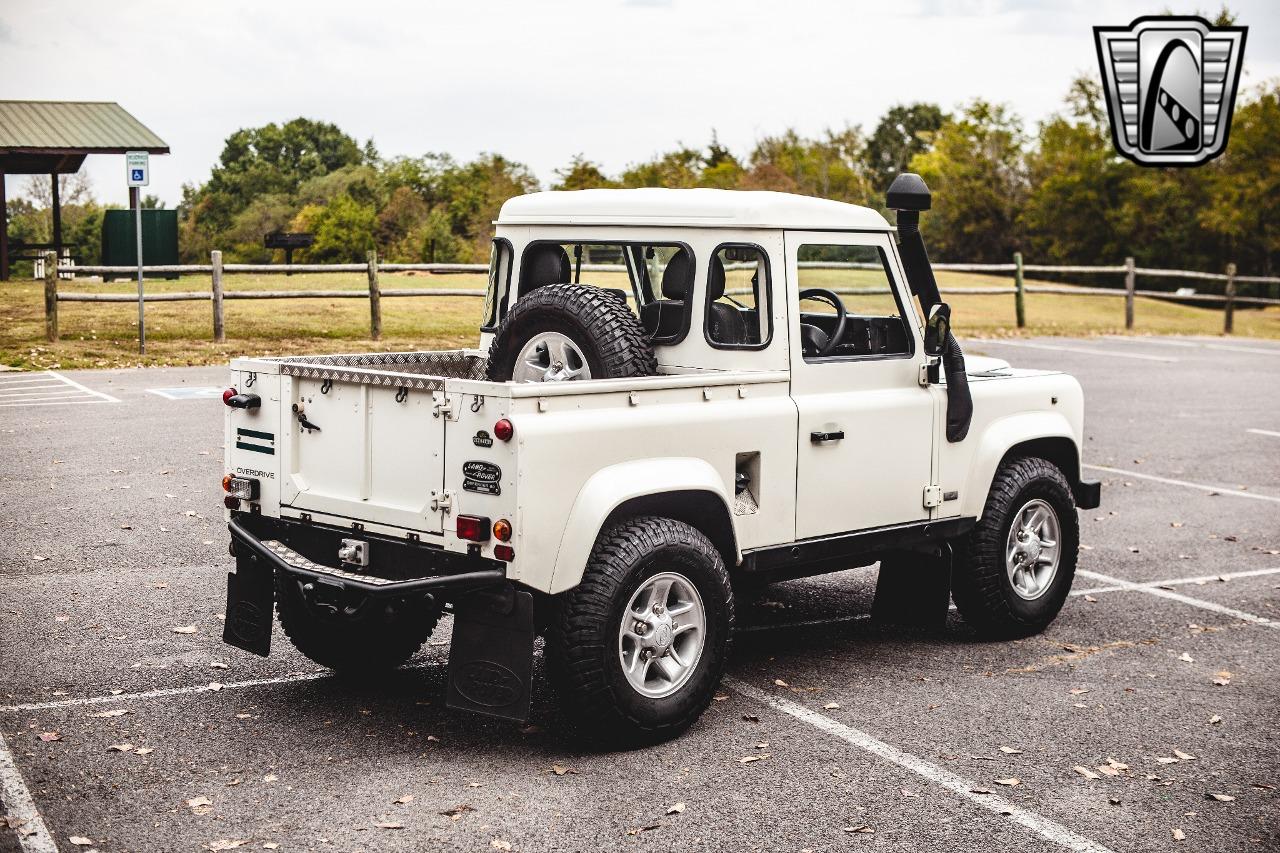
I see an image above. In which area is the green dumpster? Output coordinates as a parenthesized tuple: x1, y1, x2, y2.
(101, 209, 179, 278)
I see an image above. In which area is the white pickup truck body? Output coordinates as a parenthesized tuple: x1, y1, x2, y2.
(221, 186, 1099, 737)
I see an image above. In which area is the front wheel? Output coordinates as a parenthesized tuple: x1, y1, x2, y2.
(546, 517, 734, 747)
(951, 457, 1079, 638)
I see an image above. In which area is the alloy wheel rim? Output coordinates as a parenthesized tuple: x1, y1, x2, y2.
(1005, 498, 1061, 600)
(512, 332, 591, 383)
(617, 571, 706, 698)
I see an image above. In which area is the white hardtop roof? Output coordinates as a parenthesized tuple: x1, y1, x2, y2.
(497, 188, 891, 230)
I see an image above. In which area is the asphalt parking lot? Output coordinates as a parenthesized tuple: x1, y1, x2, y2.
(1, 334, 1278, 853)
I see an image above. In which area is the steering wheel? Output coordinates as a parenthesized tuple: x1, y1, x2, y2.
(797, 288, 847, 357)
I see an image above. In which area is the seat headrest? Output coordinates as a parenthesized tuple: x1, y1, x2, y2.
(708, 255, 726, 300)
(660, 250, 693, 300)
(522, 244, 571, 291)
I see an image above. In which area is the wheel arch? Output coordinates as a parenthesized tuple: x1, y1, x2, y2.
(547, 458, 739, 594)
(963, 412, 1094, 519)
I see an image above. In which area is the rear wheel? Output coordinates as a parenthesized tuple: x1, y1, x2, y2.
(951, 457, 1078, 638)
(276, 578, 443, 674)
(546, 517, 733, 747)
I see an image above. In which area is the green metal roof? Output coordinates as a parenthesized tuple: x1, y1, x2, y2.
(0, 101, 168, 154)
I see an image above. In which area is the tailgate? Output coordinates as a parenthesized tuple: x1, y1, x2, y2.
(279, 375, 459, 534)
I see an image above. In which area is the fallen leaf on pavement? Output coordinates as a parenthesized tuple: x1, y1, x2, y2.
(1069, 688, 1090, 695)
(491, 840, 512, 851)
(208, 841, 247, 851)
(107, 743, 133, 752)
(1172, 828, 1185, 841)
(186, 796, 214, 815)
(263, 774, 278, 783)
(739, 753, 770, 764)
(374, 822, 404, 829)
(995, 778, 1020, 786)
(1209, 715, 1222, 724)
(89, 708, 130, 718)
(550, 764, 575, 776)
(1156, 757, 1180, 765)
(1178, 653, 1194, 663)
(823, 702, 841, 710)
(394, 794, 414, 804)
(999, 746, 1022, 755)
(1073, 766, 1101, 779)
(900, 788, 918, 798)
(38, 732, 61, 742)
(69, 837, 93, 846)
(842, 825, 874, 834)
(171, 625, 197, 634)
(1173, 750, 1196, 761)
(440, 805, 474, 819)
(210, 661, 229, 670)
(135, 747, 153, 755)
(667, 802, 685, 815)
(1097, 765, 1122, 777)
(1084, 595, 1098, 602)
(1206, 793, 1234, 802)
(773, 679, 788, 687)
(263, 845, 279, 851)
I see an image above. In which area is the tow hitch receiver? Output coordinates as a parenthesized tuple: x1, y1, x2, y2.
(446, 587, 535, 723)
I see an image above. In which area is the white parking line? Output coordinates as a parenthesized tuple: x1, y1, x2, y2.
(1073, 566, 1280, 596)
(1101, 336, 1280, 356)
(0, 731, 59, 853)
(968, 339, 1178, 362)
(1083, 464, 1280, 504)
(0, 671, 332, 714)
(1247, 428, 1280, 439)
(1077, 569, 1276, 629)
(726, 678, 1116, 853)
(0, 371, 119, 409)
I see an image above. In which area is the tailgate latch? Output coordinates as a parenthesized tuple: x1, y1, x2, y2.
(431, 489, 454, 514)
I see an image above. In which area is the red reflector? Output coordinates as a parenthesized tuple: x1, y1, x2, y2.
(494, 545, 515, 562)
(222, 387, 238, 405)
(223, 495, 240, 510)
(456, 514, 491, 542)
(493, 418, 514, 441)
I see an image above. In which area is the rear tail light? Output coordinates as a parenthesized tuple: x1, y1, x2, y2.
(222, 474, 259, 500)
(493, 418, 514, 441)
(494, 544, 515, 562)
(222, 387, 238, 405)
(492, 518, 512, 542)
(456, 514, 491, 542)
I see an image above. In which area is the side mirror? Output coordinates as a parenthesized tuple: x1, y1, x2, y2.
(924, 303, 951, 357)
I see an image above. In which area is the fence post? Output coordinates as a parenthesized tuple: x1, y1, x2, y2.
(1013, 251, 1026, 329)
(211, 250, 225, 343)
(1124, 256, 1135, 330)
(43, 251, 58, 342)
(1223, 262, 1237, 335)
(367, 250, 381, 341)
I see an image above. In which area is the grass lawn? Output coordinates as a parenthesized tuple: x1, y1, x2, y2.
(2, 269, 1277, 371)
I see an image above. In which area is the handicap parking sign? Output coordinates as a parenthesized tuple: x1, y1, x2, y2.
(131, 169, 145, 182)
(126, 151, 150, 187)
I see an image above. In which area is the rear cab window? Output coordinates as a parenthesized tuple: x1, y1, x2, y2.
(705, 244, 772, 349)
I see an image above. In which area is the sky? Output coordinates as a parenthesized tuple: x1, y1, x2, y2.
(2, 0, 1278, 208)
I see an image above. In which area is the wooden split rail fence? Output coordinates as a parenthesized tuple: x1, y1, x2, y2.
(37, 249, 1280, 344)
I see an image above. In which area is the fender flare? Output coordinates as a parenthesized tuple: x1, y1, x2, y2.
(962, 411, 1081, 520)
(547, 457, 736, 594)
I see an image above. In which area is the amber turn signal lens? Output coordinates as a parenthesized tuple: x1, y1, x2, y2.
(493, 519, 512, 542)
(493, 418, 514, 441)
(221, 474, 235, 492)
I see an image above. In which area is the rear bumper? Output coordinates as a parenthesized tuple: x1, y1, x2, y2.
(1074, 479, 1102, 510)
(227, 514, 506, 598)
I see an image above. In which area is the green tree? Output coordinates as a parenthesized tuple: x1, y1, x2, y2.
(299, 195, 377, 262)
(745, 127, 871, 203)
(910, 101, 1028, 261)
(553, 155, 618, 190)
(863, 103, 946, 191)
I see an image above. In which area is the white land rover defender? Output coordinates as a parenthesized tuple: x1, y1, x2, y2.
(220, 175, 1100, 745)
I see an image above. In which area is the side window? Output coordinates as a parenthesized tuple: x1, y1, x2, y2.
(482, 238, 513, 331)
(705, 244, 771, 349)
(797, 244, 913, 361)
(516, 241, 693, 345)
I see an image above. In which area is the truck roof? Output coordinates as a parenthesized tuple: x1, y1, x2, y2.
(497, 188, 891, 231)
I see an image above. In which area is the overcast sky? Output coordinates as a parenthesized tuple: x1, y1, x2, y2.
(3, 0, 1278, 208)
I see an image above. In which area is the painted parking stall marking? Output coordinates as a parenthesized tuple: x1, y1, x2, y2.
(1084, 463, 1280, 503)
(0, 371, 119, 408)
(146, 386, 226, 400)
(1246, 428, 1280, 439)
(968, 339, 1179, 363)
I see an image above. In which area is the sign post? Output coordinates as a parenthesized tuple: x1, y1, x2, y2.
(126, 151, 149, 354)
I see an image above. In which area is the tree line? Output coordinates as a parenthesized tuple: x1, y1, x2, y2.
(8, 75, 1279, 282)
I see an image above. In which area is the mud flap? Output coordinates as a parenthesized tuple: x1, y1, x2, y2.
(872, 545, 952, 631)
(222, 557, 274, 657)
(446, 589, 534, 723)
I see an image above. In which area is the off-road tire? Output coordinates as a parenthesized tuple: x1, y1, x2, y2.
(275, 578, 443, 674)
(485, 284, 657, 382)
(546, 517, 734, 748)
(951, 457, 1079, 639)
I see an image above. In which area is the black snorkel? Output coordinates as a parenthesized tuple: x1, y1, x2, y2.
(887, 173, 973, 443)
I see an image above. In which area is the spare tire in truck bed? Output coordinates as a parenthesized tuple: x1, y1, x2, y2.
(486, 283, 658, 382)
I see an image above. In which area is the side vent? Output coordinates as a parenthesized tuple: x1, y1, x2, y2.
(735, 452, 761, 516)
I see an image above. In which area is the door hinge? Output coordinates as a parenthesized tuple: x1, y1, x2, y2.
(919, 356, 940, 387)
(432, 395, 454, 419)
(922, 485, 943, 508)
(430, 490, 454, 514)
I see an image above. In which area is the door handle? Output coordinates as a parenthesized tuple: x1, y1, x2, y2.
(810, 430, 845, 444)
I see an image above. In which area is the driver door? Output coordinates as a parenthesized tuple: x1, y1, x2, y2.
(785, 230, 937, 540)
